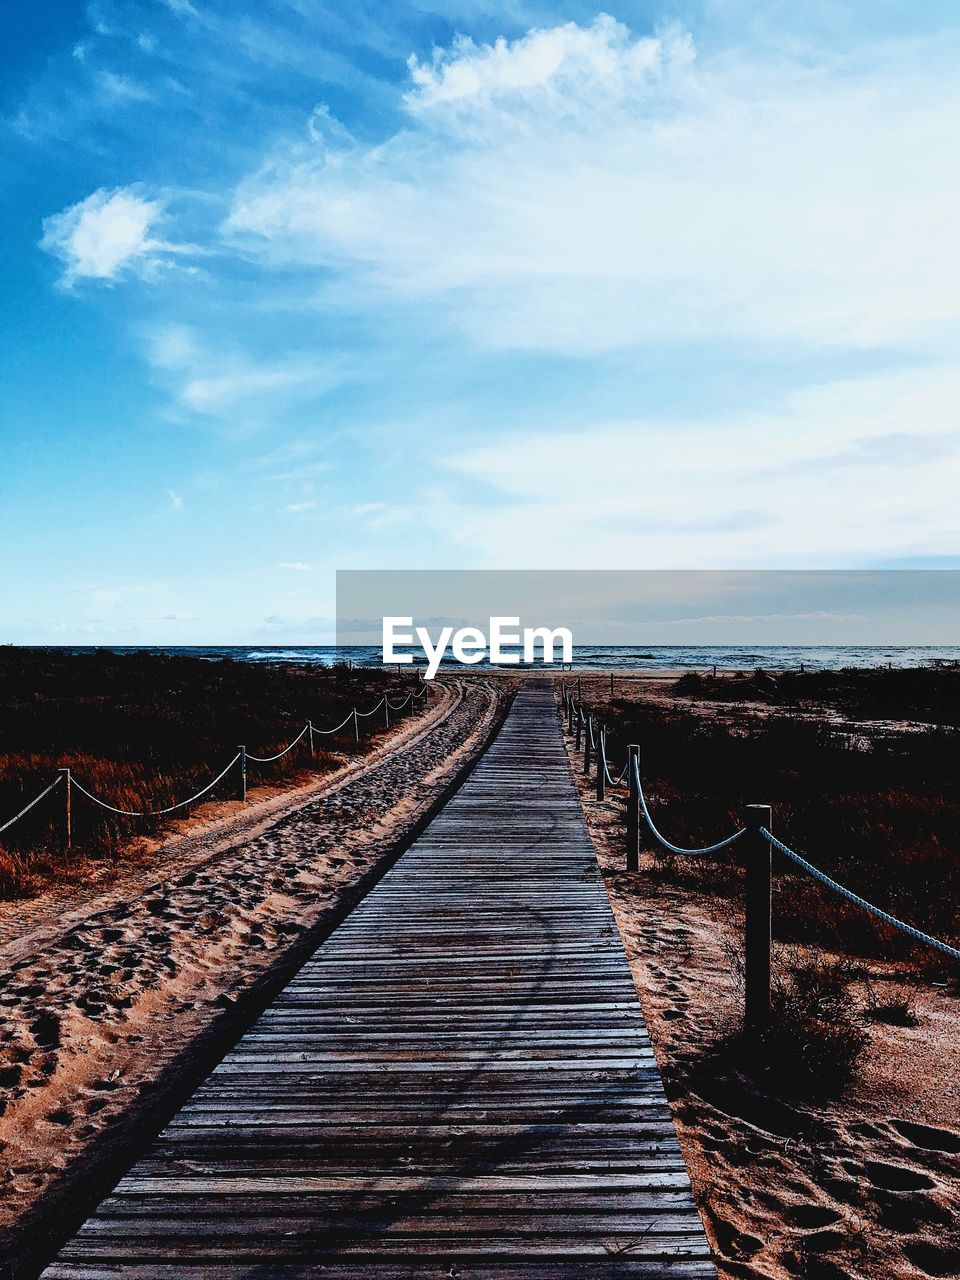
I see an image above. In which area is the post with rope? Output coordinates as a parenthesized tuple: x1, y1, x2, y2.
(595, 727, 605, 802)
(575, 707, 582, 754)
(353, 707, 360, 742)
(626, 745, 640, 872)
(383, 697, 390, 731)
(583, 713, 592, 775)
(238, 746, 247, 802)
(307, 720, 315, 761)
(744, 804, 773, 1035)
(58, 767, 72, 850)
(566, 696, 574, 733)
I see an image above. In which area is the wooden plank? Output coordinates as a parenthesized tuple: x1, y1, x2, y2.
(41, 681, 715, 1278)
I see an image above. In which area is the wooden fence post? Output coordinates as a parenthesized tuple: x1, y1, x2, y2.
(574, 708, 582, 753)
(595, 728, 605, 802)
(744, 804, 773, 1035)
(238, 746, 247, 802)
(383, 698, 390, 730)
(307, 720, 315, 761)
(353, 708, 360, 742)
(58, 767, 72, 849)
(566, 697, 574, 733)
(583, 713, 592, 774)
(626, 744, 640, 872)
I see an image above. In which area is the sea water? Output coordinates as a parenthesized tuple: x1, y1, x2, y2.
(35, 644, 960, 671)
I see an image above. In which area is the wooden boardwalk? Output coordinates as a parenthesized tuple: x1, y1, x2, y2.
(43, 681, 715, 1278)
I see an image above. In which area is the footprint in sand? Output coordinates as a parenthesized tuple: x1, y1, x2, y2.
(29, 1011, 61, 1050)
(876, 1190, 953, 1234)
(789, 1258, 853, 1280)
(707, 1212, 762, 1260)
(864, 1160, 935, 1192)
(787, 1204, 841, 1229)
(904, 1239, 960, 1277)
(893, 1119, 960, 1154)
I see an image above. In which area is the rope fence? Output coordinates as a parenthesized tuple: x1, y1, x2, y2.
(70, 754, 243, 817)
(0, 775, 64, 837)
(558, 679, 960, 1033)
(0, 684, 429, 850)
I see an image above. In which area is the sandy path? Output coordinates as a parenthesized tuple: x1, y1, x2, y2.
(0, 678, 460, 953)
(0, 675, 511, 1277)
(559, 690, 960, 1280)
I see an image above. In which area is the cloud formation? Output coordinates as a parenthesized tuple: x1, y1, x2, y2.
(438, 363, 960, 567)
(226, 15, 960, 355)
(146, 326, 344, 425)
(40, 187, 186, 285)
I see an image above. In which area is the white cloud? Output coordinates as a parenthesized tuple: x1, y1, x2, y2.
(96, 71, 153, 102)
(278, 561, 312, 572)
(226, 16, 960, 355)
(41, 187, 187, 285)
(147, 325, 343, 422)
(405, 16, 685, 115)
(167, 489, 184, 510)
(284, 500, 316, 512)
(435, 364, 960, 567)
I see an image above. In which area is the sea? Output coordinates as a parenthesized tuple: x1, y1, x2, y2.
(33, 645, 960, 672)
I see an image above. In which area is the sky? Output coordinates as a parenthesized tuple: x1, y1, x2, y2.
(2, 0, 960, 643)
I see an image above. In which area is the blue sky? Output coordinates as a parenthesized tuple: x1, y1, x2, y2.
(2, 0, 960, 643)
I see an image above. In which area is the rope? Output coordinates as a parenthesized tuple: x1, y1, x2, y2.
(605, 756, 630, 786)
(561, 676, 957, 968)
(3, 683, 429, 832)
(636, 761, 746, 856)
(71, 754, 241, 817)
(0, 775, 63, 836)
(312, 710, 358, 737)
(355, 696, 387, 718)
(599, 732, 629, 787)
(245, 722, 310, 763)
(761, 827, 960, 963)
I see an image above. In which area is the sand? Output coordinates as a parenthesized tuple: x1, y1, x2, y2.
(0, 674, 512, 1275)
(560, 682, 960, 1280)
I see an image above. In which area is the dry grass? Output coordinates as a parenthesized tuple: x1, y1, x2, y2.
(583, 681, 960, 973)
(0, 649, 422, 899)
(672, 664, 960, 726)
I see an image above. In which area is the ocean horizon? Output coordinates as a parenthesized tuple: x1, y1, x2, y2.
(15, 644, 960, 672)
